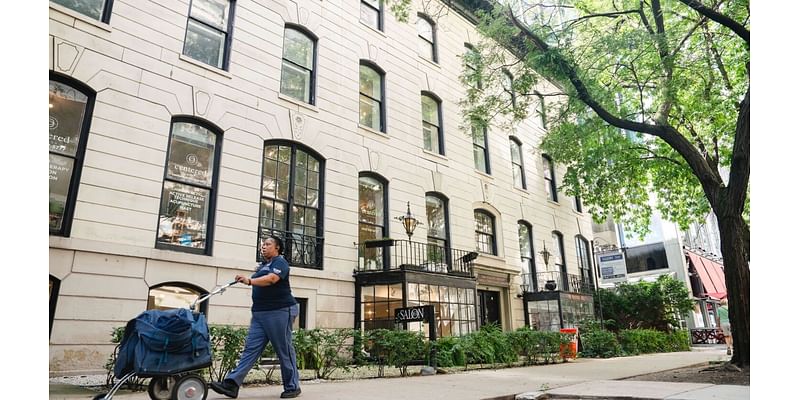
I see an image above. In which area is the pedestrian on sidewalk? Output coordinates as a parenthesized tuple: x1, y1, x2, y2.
(210, 235, 302, 399)
(717, 298, 732, 355)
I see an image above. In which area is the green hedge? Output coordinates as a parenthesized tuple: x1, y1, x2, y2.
(579, 323, 691, 358)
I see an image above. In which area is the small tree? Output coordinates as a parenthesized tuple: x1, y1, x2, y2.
(597, 275, 694, 332)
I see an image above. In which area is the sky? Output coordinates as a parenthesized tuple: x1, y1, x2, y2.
(0, 1, 789, 398)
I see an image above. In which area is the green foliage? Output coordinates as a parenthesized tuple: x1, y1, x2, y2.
(208, 324, 249, 382)
(579, 329, 623, 358)
(456, 0, 750, 237)
(596, 275, 694, 332)
(293, 328, 355, 379)
(618, 329, 666, 355)
(431, 335, 466, 367)
(459, 323, 519, 367)
(364, 329, 427, 377)
(663, 329, 691, 352)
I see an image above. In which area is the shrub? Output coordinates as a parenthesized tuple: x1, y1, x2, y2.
(595, 275, 694, 332)
(431, 335, 466, 367)
(365, 329, 426, 376)
(208, 324, 249, 382)
(293, 328, 355, 379)
(663, 330, 691, 352)
(579, 329, 622, 358)
(618, 329, 665, 355)
(459, 323, 517, 367)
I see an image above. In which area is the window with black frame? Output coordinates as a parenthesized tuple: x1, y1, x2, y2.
(472, 126, 489, 174)
(510, 137, 526, 189)
(421, 93, 444, 155)
(156, 120, 221, 254)
(543, 154, 557, 201)
(552, 231, 567, 289)
(575, 235, 593, 292)
(502, 69, 516, 107)
(361, 284, 403, 331)
(51, 0, 114, 22)
(474, 210, 496, 255)
(259, 142, 324, 268)
(464, 44, 481, 89)
(182, 0, 235, 70)
(359, 62, 385, 132)
(360, 0, 382, 30)
(407, 283, 476, 338)
(425, 193, 450, 265)
(358, 174, 387, 271)
(49, 74, 94, 236)
(280, 26, 316, 104)
(518, 221, 535, 290)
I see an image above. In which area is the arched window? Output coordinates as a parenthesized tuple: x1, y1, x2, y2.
(421, 92, 444, 155)
(510, 137, 526, 189)
(518, 221, 535, 291)
(426, 193, 450, 264)
(49, 72, 95, 236)
(417, 14, 437, 62)
(474, 210, 496, 255)
(147, 282, 209, 315)
(182, 0, 236, 70)
(543, 154, 557, 201)
(260, 141, 325, 269)
(551, 231, 567, 289)
(358, 173, 388, 270)
(281, 25, 317, 104)
(575, 235, 593, 292)
(156, 117, 223, 254)
(359, 61, 386, 132)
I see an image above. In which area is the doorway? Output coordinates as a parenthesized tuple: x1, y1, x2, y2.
(478, 289, 501, 328)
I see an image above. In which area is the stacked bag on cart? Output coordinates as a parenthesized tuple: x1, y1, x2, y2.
(114, 308, 212, 377)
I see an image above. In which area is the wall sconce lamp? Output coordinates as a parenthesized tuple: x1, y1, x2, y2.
(396, 201, 420, 241)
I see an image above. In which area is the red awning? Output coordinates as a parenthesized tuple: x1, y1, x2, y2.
(686, 250, 726, 297)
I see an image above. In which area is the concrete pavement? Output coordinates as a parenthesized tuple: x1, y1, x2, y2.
(50, 347, 747, 400)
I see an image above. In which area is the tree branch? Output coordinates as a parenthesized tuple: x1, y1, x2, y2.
(726, 87, 750, 213)
(565, 9, 641, 29)
(677, 0, 749, 45)
(505, 7, 722, 198)
(629, 146, 685, 167)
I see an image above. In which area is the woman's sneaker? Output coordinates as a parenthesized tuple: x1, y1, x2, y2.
(280, 388, 302, 398)
(209, 379, 239, 398)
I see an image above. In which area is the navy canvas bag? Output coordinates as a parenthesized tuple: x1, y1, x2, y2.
(114, 308, 212, 377)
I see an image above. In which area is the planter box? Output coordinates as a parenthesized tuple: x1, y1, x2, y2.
(364, 239, 395, 248)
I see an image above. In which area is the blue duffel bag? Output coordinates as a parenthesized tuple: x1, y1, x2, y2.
(114, 308, 212, 378)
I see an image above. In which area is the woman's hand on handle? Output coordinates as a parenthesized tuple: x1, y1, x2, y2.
(235, 275, 251, 285)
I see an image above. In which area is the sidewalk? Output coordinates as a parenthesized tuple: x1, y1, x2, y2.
(50, 347, 747, 400)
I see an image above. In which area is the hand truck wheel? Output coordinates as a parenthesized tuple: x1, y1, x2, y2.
(171, 373, 207, 400)
(147, 376, 176, 400)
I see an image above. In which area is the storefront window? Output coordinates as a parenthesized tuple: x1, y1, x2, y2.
(49, 76, 93, 236)
(361, 284, 403, 331)
(407, 283, 476, 338)
(156, 120, 221, 254)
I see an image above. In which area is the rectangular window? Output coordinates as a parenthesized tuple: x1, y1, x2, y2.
(359, 64, 384, 132)
(472, 126, 489, 174)
(422, 94, 443, 154)
(417, 16, 436, 62)
(281, 27, 316, 104)
(49, 78, 93, 236)
(360, 0, 381, 30)
(156, 121, 219, 254)
(51, 0, 113, 22)
(543, 155, 558, 201)
(182, 0, 233, 70)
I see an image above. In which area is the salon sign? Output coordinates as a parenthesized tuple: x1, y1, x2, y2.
(394, 305, 433, 323)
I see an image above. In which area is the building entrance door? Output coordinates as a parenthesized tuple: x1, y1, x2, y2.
(478, 289, 500, 328)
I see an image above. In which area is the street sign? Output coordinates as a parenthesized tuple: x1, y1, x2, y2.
(597, 250, 628, 284)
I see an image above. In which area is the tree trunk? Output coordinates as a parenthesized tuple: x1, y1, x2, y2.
(716, 214, 750, 367)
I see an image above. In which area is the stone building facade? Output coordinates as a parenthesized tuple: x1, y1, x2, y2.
(49, 0, 595, 373)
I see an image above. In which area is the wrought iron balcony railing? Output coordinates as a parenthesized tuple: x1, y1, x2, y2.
(520, 271, 594, 294)
(356, 239, 476, 278)
(259, 230, 324, 270)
